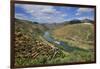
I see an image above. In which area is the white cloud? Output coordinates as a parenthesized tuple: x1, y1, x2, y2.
(15, 13, 27, 20)
(76, 8, 94, 16)
(75, 12, 81, 16)
(77, 8, 93, 12)
(15, 13, 37, 22)
(77, 16, 93, 20)
(15, 4, 67, 23)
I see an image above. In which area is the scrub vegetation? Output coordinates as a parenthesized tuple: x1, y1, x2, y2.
(14, 18, 95, 67)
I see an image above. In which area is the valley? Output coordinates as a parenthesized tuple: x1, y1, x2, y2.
(14, 18, 95, 67)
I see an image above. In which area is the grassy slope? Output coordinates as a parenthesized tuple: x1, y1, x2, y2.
(15, 18, 95, 66)
(15, 19, 66, 67)
(51, 23, 95, 62)
(52, 23, 94, 49)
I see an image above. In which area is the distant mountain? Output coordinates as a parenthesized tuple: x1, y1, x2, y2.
(81, 19, 94, 23)
(15, 18, 94, 33)
(63, 19, 94, 24)
(39, 19, 94, 30)
(69, 19, 82, 24)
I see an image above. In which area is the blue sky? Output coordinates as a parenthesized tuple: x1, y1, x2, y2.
(15, 4, 94, 23)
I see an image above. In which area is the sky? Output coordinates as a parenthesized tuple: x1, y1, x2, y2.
(15, 3, 94, 23)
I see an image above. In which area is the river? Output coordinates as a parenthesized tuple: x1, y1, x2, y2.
(43, 31, 88, 52)
(43, 31, 73, 52)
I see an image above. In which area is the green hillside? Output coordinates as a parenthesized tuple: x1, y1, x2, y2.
(15, 19, 67, 67)
(51, 23, 95, 61)
(52, 23, 94, 41)
(52, 23, 94, 49)
(14, 19, 95, 67)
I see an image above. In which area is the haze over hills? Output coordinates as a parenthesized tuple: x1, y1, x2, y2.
(41, 18, 94, 30)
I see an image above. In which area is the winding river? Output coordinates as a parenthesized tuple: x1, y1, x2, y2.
(43, 31, 73, 52)
(43, 31, 88, 52)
